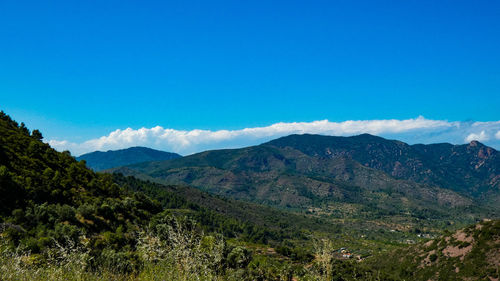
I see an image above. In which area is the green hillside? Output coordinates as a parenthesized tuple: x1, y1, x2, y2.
(0, 111, 399, 280)
(111, 138, 491, 228)
(0, 112, 160, 259)
(267, 134, 500, 197)
(0, 111, 306, 262)
(2, 111, 498, 281)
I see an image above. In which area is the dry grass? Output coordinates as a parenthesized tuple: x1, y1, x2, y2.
(0, 221, 378, 281)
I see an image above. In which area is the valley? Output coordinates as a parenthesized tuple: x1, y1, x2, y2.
(1, 111, 499, 280)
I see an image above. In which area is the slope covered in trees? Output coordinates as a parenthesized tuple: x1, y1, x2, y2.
(0, 111, 164, 270)
(0, 111, 309, 261)
(1, 111, 498, 280)
(111, 136, 494, 227)
(1, 111, 388, 280)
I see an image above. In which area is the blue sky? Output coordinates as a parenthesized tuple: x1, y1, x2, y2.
(1, 1, 499, 154)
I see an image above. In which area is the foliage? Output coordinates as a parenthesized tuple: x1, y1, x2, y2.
(1, 221, 395, 281)
(110, 133, 494, 227)
(0, 111, 160, 268)
(1, 111, 498, 280)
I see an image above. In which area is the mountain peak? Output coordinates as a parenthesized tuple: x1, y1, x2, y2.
(77, 146, 181, 171)
(264, 133, 498, 194)
(351, 133, 393, 142)
(104, 146, 153, 152)
(468, 140, 483, 147)
(354, 133, 378, 138)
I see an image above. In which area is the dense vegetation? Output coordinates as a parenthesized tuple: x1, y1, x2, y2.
(1, 111, 498, 280)
(113, 173, 303, 246)
(111, 136, 493, 230)
(0, 111, 163, 271)
(0, 111, 392, 280)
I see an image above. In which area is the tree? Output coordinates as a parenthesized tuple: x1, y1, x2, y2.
(31, 129, 43, 140)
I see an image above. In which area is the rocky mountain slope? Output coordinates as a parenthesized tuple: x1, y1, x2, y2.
(370, 219, 500, 280)
(110, 134, 499, 222)
(268, 134, 500, 196)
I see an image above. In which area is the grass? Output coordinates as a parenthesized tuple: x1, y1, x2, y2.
(0, 226, 391, 281)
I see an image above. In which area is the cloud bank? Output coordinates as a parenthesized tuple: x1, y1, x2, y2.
(465, 131, 490, 143)
(47, 116, 500, 156)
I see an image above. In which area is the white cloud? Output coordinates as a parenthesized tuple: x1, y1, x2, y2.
(465, 131, 490, 143)
(496, 130, 500, 140)
(47, 116, 500, 156)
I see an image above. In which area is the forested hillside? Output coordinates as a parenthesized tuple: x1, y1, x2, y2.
(111, 135, 497, 228)
(1, 111, 498, 281)
(0, 111, 163, 271)
(0, 111, 395, 280)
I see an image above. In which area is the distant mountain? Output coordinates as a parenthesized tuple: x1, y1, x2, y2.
(0, 111, 329, 255)
(110, 134, 499, 223)
(370, 219, 500, 280)
(77, 146, 181, 171)
(267, 134, 499, 196)
(0, 111, 424, 280)
(3, 110, 499, 279)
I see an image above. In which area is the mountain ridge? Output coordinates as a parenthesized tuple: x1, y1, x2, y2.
(77, 146, 181, 171)
(110, 133, 498, 224)
(2, 111, 499, 280)
(266, 134, 499, 196)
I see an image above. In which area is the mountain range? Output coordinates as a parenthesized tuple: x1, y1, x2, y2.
(111, 134, 499, 223)
(77, 146, 181, 171)
(268, 134, 499, 196)
(0, 110, 322, 263)
(2, 110, 500, 280)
